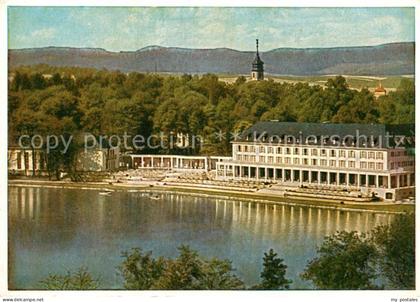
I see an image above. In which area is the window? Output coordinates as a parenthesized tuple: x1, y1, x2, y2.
(285, 148, 291, 155)
(294, 148, 299, 155)
(376, 163, 383, 170)
(348, 150, 355, 158)
(330, 150, 336, 157)
(303, 148, 308, 156)
(376, 152, 383, 160)
(17, 152, 21, 169)
(390, 162, 395, 169)
(277, 147, 282, 154)
(267, 156, 274, 163)
(237, 145, 241, 152)
(311, 149, 318, 156)
(33, 154, 38, 170)
(339, 160, 346, 167)
(259, 146, 265, 153)
(249, 146, 255, 153)
(339, 150, 346, 157)
(348, 161, 355, 168)
(321, 149, 326, 156)
(368, 152, 375, 159)
(360, 162, 367, 169)
(312, 159, 317, 165)
(368, 162, 375, 170)
(293, 158, 300, 165)
(303, 159, 308, 165)
(361, 151, 367, 159)
(268, 147, 273, 154)
(259, 156, 265, 163)
(320, 159, 327, 166)
(40, 152, 45, 170)
(276, 157, 282, 164)
(24, 152, 29, 170)
(284, 157, 291, 164)
(329, 160, 336, 167)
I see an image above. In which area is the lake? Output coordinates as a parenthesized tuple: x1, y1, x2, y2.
(8, 186, 392, 289)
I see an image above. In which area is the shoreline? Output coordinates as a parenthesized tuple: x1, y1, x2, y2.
(8, 179, 414, 214)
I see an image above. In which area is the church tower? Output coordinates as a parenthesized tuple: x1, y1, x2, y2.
(251, 39, 264, 81)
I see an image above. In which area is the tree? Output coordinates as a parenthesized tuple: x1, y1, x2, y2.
(332, 88, 379, 123)
(39, 267, 99, 290)
(118, 245, 244, 290)
(372, 213, 415, 289)
(8, 66, 415, 162)
(118, 248, 166, 290)
(301, 231, 379, 289)
(253, 248, 291, 289)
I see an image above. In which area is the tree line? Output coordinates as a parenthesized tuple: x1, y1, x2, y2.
(40, 213, 414, 290)
(8, 66, 415, 177)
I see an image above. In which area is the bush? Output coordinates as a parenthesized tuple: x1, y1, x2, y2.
(39, 267, 100, 290)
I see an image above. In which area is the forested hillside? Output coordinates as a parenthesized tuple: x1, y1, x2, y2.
(9, 42, 414, 75)
(9, 65, 415, 158)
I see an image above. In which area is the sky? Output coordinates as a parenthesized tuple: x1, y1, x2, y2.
(8, 7, 415, 51)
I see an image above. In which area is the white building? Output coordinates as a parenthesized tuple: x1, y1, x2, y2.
(129, 154, 230, 171)
(216, 122, 415, 201)
(8, 146, 47, 176)
(76, 147, 120, 171)
(8, 145, 120, 175)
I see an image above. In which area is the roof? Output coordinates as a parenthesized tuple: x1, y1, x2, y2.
(253, 53, 264, 65)
(375, 87, 386, 93)
(237, 121, 415, 148)
(375, 82, 386, 93)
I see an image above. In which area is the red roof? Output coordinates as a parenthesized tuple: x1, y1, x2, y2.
(375, 86, 386, 93)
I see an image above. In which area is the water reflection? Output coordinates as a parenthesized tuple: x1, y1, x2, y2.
(8, 186, 393, 290)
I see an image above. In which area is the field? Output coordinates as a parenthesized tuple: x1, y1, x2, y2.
(218, 74, 413, 90)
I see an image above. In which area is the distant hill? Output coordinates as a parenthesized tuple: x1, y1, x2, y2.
(8, 42, 414, 76)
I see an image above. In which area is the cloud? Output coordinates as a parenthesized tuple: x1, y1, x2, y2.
(8, 7, 415, 51)
(31, 28, 56, 39)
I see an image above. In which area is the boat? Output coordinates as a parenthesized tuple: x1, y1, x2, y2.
(149, 194, 160, 200)
(99, 191, 112, 196)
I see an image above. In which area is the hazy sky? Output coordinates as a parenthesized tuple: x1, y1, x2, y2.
(8, 7, 415, 51)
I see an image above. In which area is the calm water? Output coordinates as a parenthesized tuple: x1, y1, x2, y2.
(8, 186, 392, 289)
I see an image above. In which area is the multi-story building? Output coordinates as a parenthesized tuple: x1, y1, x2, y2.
(216, 122, 415, 201)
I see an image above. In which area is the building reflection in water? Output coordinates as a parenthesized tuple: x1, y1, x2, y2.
(8, 186, 393, 290)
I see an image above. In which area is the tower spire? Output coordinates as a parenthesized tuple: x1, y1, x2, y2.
(251, 38, 264, 81)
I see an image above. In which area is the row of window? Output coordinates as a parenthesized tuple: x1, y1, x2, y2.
(235, 155, 385, 170)
(390, 150, 409, 157)
(236, 145, 384, 159)
(390, 161, 415, 169)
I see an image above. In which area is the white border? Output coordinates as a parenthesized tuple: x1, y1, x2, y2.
(0, 1, 418, 302)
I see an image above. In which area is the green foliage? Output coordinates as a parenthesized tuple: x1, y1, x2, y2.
(9, 66, 415, 159)
(118, 245, 244, 290)
(118, 248, 166, 290)
(301, 231, 379, 289)
(39, 267, 100, 290)
(371, 213, 415, 289)
(253, 248, 292, 289)
(302, 213, 415, 290)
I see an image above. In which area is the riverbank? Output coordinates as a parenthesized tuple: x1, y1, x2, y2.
(8, 179, 414, 214)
